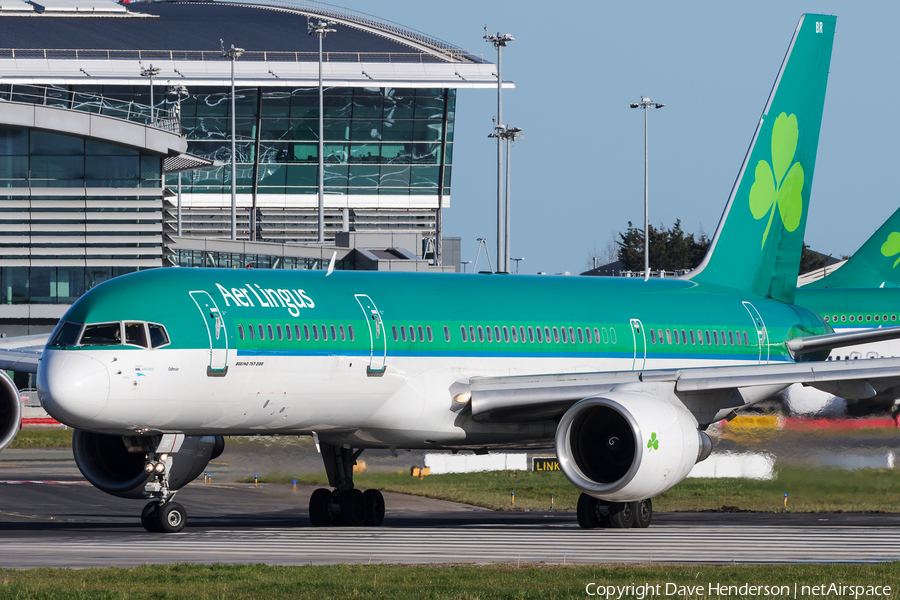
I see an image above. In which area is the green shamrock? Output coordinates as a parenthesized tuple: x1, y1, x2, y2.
(647, 432, 658, 451)
(748, 112, 805, 248)
(881, 232, 900, 268)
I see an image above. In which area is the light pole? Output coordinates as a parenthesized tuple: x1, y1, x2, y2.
(501, 126, 523, 272)
(461, 260, 472, 273)
(511, 257, 524, 274)
(309, 18, 336, 243)
(221, 40, 244, 241)
(139, 64, 160, 125)
(630, 97, 664, 281)
(484, 27, 514, 273)
(167, 83, 189, 237)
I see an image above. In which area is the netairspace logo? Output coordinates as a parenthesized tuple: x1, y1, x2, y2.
(583, 582, 892, 599)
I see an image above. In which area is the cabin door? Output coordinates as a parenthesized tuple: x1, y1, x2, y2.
(742, 301, 769, 364)
(630, 318, 647, 370)
(354, 294, 387, 375)
(190, 291, 228, 376)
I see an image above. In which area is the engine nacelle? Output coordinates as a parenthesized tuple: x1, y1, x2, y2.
(73, 431, 224, 499)
(555, 392, 711, 502)
(0, 370, 21, 453)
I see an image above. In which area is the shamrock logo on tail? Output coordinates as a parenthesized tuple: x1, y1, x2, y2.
(881, 232, 900, 268)
(647, 432, 658, 451)
(748, 113, 805, 248)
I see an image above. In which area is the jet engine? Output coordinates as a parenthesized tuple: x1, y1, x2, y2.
(0, 370, 21, 453)
(72, 431, 224, 499)
(555, 392, 712, 502)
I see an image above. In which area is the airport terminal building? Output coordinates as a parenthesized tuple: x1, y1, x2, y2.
(0, 0, 500, 333)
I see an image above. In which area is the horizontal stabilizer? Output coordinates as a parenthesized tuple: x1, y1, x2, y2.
(785, 326, 900, 357)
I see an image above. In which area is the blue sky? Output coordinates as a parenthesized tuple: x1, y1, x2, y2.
(334, 1, 893, 274)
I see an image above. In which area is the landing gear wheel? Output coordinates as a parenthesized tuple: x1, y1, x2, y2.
(608, 501, 635, 529)
(155, 502, 186, 534)
(363, 489, 385, 526)
(576, 493, 610, 529)
(309, 488, 334, 527)
(339, 489, 366, 526)
(141, 502, 160, 533)
(632, 499, 652, 529)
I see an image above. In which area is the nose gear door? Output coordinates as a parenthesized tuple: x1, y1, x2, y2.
(190, 291, 228, 376)
(354, 294, 386, 375)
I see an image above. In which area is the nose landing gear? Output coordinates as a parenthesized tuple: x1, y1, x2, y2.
(309, 443, 387, 527)
(140, 450, 186, 533)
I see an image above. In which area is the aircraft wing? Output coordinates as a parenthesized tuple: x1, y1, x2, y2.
(469, 356, 900, 424)
(0, 334, 49, 374)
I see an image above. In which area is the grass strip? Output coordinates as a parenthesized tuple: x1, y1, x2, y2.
(9, 429, 73, 448)
(240, 466, 900, 513)
(0, 563, 896, 599)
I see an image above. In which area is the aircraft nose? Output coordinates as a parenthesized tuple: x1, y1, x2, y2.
(38, 351, 110, 426)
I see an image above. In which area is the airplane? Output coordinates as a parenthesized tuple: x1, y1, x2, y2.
(774, 206, 900, 415)
(1, 13, 898, 534)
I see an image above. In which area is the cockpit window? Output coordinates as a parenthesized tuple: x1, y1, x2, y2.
(124, 322, 147, 348)
(49, 321, 83, 347)
(148, 323, 170, 348)
(79, 322, 122, 346)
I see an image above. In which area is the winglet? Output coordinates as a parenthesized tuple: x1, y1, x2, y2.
(326, 252, 336, 276)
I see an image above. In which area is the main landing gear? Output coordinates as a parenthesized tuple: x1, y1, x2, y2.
(576, 493, 653, 529)
(309, 443, 386, 527)
(140, 451, 186, 533)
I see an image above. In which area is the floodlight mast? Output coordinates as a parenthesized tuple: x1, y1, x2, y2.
(139, 63, 161, 125)
(484, 27, 514, 272)
(309, 18, 337, 244)
(167, 83, 189, 237)
(629, 96, 664, 281)
(501, 126, 523, 273)
(221, 40, 244, 241)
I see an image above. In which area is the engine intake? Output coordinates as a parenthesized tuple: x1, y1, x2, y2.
(556, 392, 711, 502)
(0, 370, 21, 452)
(73, 431, 224, 499)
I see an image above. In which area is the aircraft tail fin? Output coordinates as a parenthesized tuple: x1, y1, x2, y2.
(686, 14, 835, 304)
(804, 206, 900, 289)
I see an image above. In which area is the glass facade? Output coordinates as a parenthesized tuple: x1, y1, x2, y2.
(0, 266, 140, 304)
(174, 249, 324, 270)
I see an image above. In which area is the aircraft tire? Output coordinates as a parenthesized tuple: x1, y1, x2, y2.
(576, 493, 602, 529)
(155, 502, 187, 534)
(339, 489, 366, 527)
(608, 501, 635, 529)
(632, 499, 652, 528)
(363, 489, 385, 526)
(141, 502, 159, 533)
(308, 488, 334, 527)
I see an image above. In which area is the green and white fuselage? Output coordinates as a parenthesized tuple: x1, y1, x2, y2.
(38, 269, 829, 447)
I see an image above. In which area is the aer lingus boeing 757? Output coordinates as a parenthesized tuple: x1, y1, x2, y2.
(2, 13, 899, 533)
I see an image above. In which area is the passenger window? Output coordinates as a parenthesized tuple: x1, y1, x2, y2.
(295, 325, 302, 340)
(858, 315, 863, 322)
(673, 329, 680, 345)
(238, 324, 245, 340)
(552, 327, 560, 343)
(577, 328, 584, 343)
(560, 328, 567, 343)
(528, 327, 534, 342)
(340, 325, 346, 341)
(712, 331, 718, 345)
(477, 326, 484, 342)
(875, 315, 881, 322)
(80, 322, 122, 346)
(286, 325, 292, 341)
(681, 330, 687, 345)
(594, 328, 601, 343)
(461, 326, 467, 342)
(742, 331, 749, 345)
(392, 326, 398, 341)
(348, 325, 355, 341)
(258, 324, 264, 340)
(511, 327, 518, 343)
(330, 325, 337, 340)
(425, 326, 432, 342)
(568, 327, 575, 343)
(486, 327, 493, 342)
(841, 315, 846, 322)
(867, 315, 872, 322)
(850, 315, 855, 322)
(893, 315, 897, 322)
(276, 325, 283, 341)
(544, 327, 551, 342)
(665, 329, 672, 344)
(585, 328, 592, 343)
(735, 331, 741, 346)
(689, 330, 695, 345)
(728, 331, 734, 345)
(469, 326, 475, 341)
(148, 323, 169, 348)
(518, 326, 525, 342)
(536, 327, 543, 343)
(268, 325, 275, 340)
(303, 325, 310, 340)
(401, 327, 407, 342)
(493, 326, 500, 341)
(321, 325, 327, 341)
(444, 326, 450, 342)
(249, 324, 255, 340)
(650, 329, 657, 344)
(704, 330, 711, 345)
(124, 322, 147, 347)
(502, 326, 509, 342)
(601, 328, 610, 344)
(312, 326, 318, 341)
(721, 330, 727, 344)
(409, 326, 416, 342)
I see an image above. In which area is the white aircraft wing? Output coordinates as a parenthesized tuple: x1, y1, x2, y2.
(0, 334, 49, 374)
